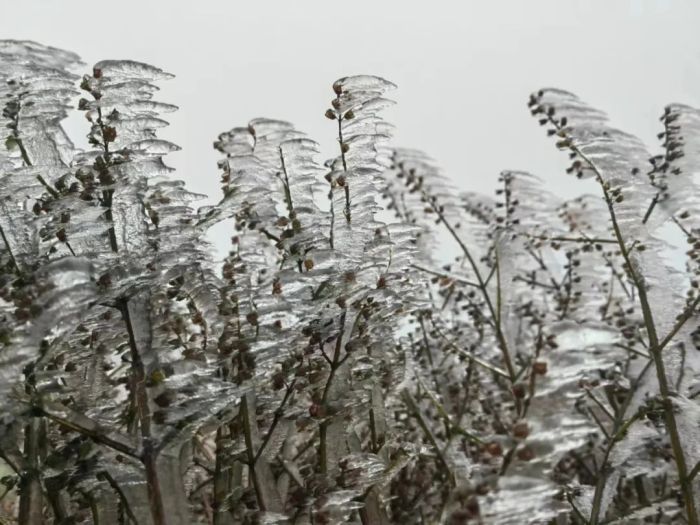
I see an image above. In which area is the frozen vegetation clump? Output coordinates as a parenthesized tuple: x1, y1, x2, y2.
(1, 40, 700, 524)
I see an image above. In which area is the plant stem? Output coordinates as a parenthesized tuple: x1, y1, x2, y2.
(253, 379, 296, 464)
(240, 394, 282, 512)
(402, 390, 454, 484)
(40, 400, 140, 459)
(95, 471, 140, 523)
(17, 418, 43, 525)
(318, 310, 347, 475)
(0, 226, 19, 273)
(119, 297, 167, 525)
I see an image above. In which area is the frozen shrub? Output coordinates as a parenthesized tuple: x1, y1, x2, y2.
(0, 40, 699, 524)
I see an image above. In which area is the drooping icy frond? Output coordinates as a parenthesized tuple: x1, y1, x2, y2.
(0, 40, 81, 70)
(73, 59, 184, 282)
(205, 121, 284, 231)
(381, 149, 459, 265)
(0, 41, 81, 269)
(0, 40, 81, 172)
(530, 88, 687, 336)
(646, 104, 700, 230)
(530, 89, 653, 232)
(493, 172, 562, 323)
(554, 195, 626, 322)
(651, 104, 700, 300)
(496, 171, 561, 232)
(325, 76, 395, 263)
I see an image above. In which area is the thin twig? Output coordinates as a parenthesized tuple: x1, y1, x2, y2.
(402, 390, 454, 484)
(254, 379, 296, 464)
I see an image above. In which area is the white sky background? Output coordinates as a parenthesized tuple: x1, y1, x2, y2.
(2, 0, 700, 259)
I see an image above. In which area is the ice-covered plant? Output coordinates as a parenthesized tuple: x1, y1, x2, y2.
(0, 40, 699, 525)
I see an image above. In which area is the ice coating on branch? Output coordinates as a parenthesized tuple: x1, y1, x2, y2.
(549, 320, 621, 350)
(93, 59, 174, 81)
(0, 40, 81, 70)
(332, 75, 397, 112)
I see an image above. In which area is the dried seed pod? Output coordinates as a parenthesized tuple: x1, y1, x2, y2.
(516, 445, 535, 461)
(513, 421, 530, 439)
(532, 361, 548, 375)
(484, 441, 503, 457)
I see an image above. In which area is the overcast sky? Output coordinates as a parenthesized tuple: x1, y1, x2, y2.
(3, 0, 699, 257)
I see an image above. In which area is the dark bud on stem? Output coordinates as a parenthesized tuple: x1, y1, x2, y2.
(532, 361, 547, 375)
(512, 421, 529, 439)
(272, 372, 285, 390)
(154, 391, 174, 407)
(309, 403, 325, 418)
(484, 441, 503, 457)
(516, 445, 535, 461)
(512, 383, 527, 399)
(103, 126, 117, 143)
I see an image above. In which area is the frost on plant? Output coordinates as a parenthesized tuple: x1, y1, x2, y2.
(1, 40, 700, 525)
